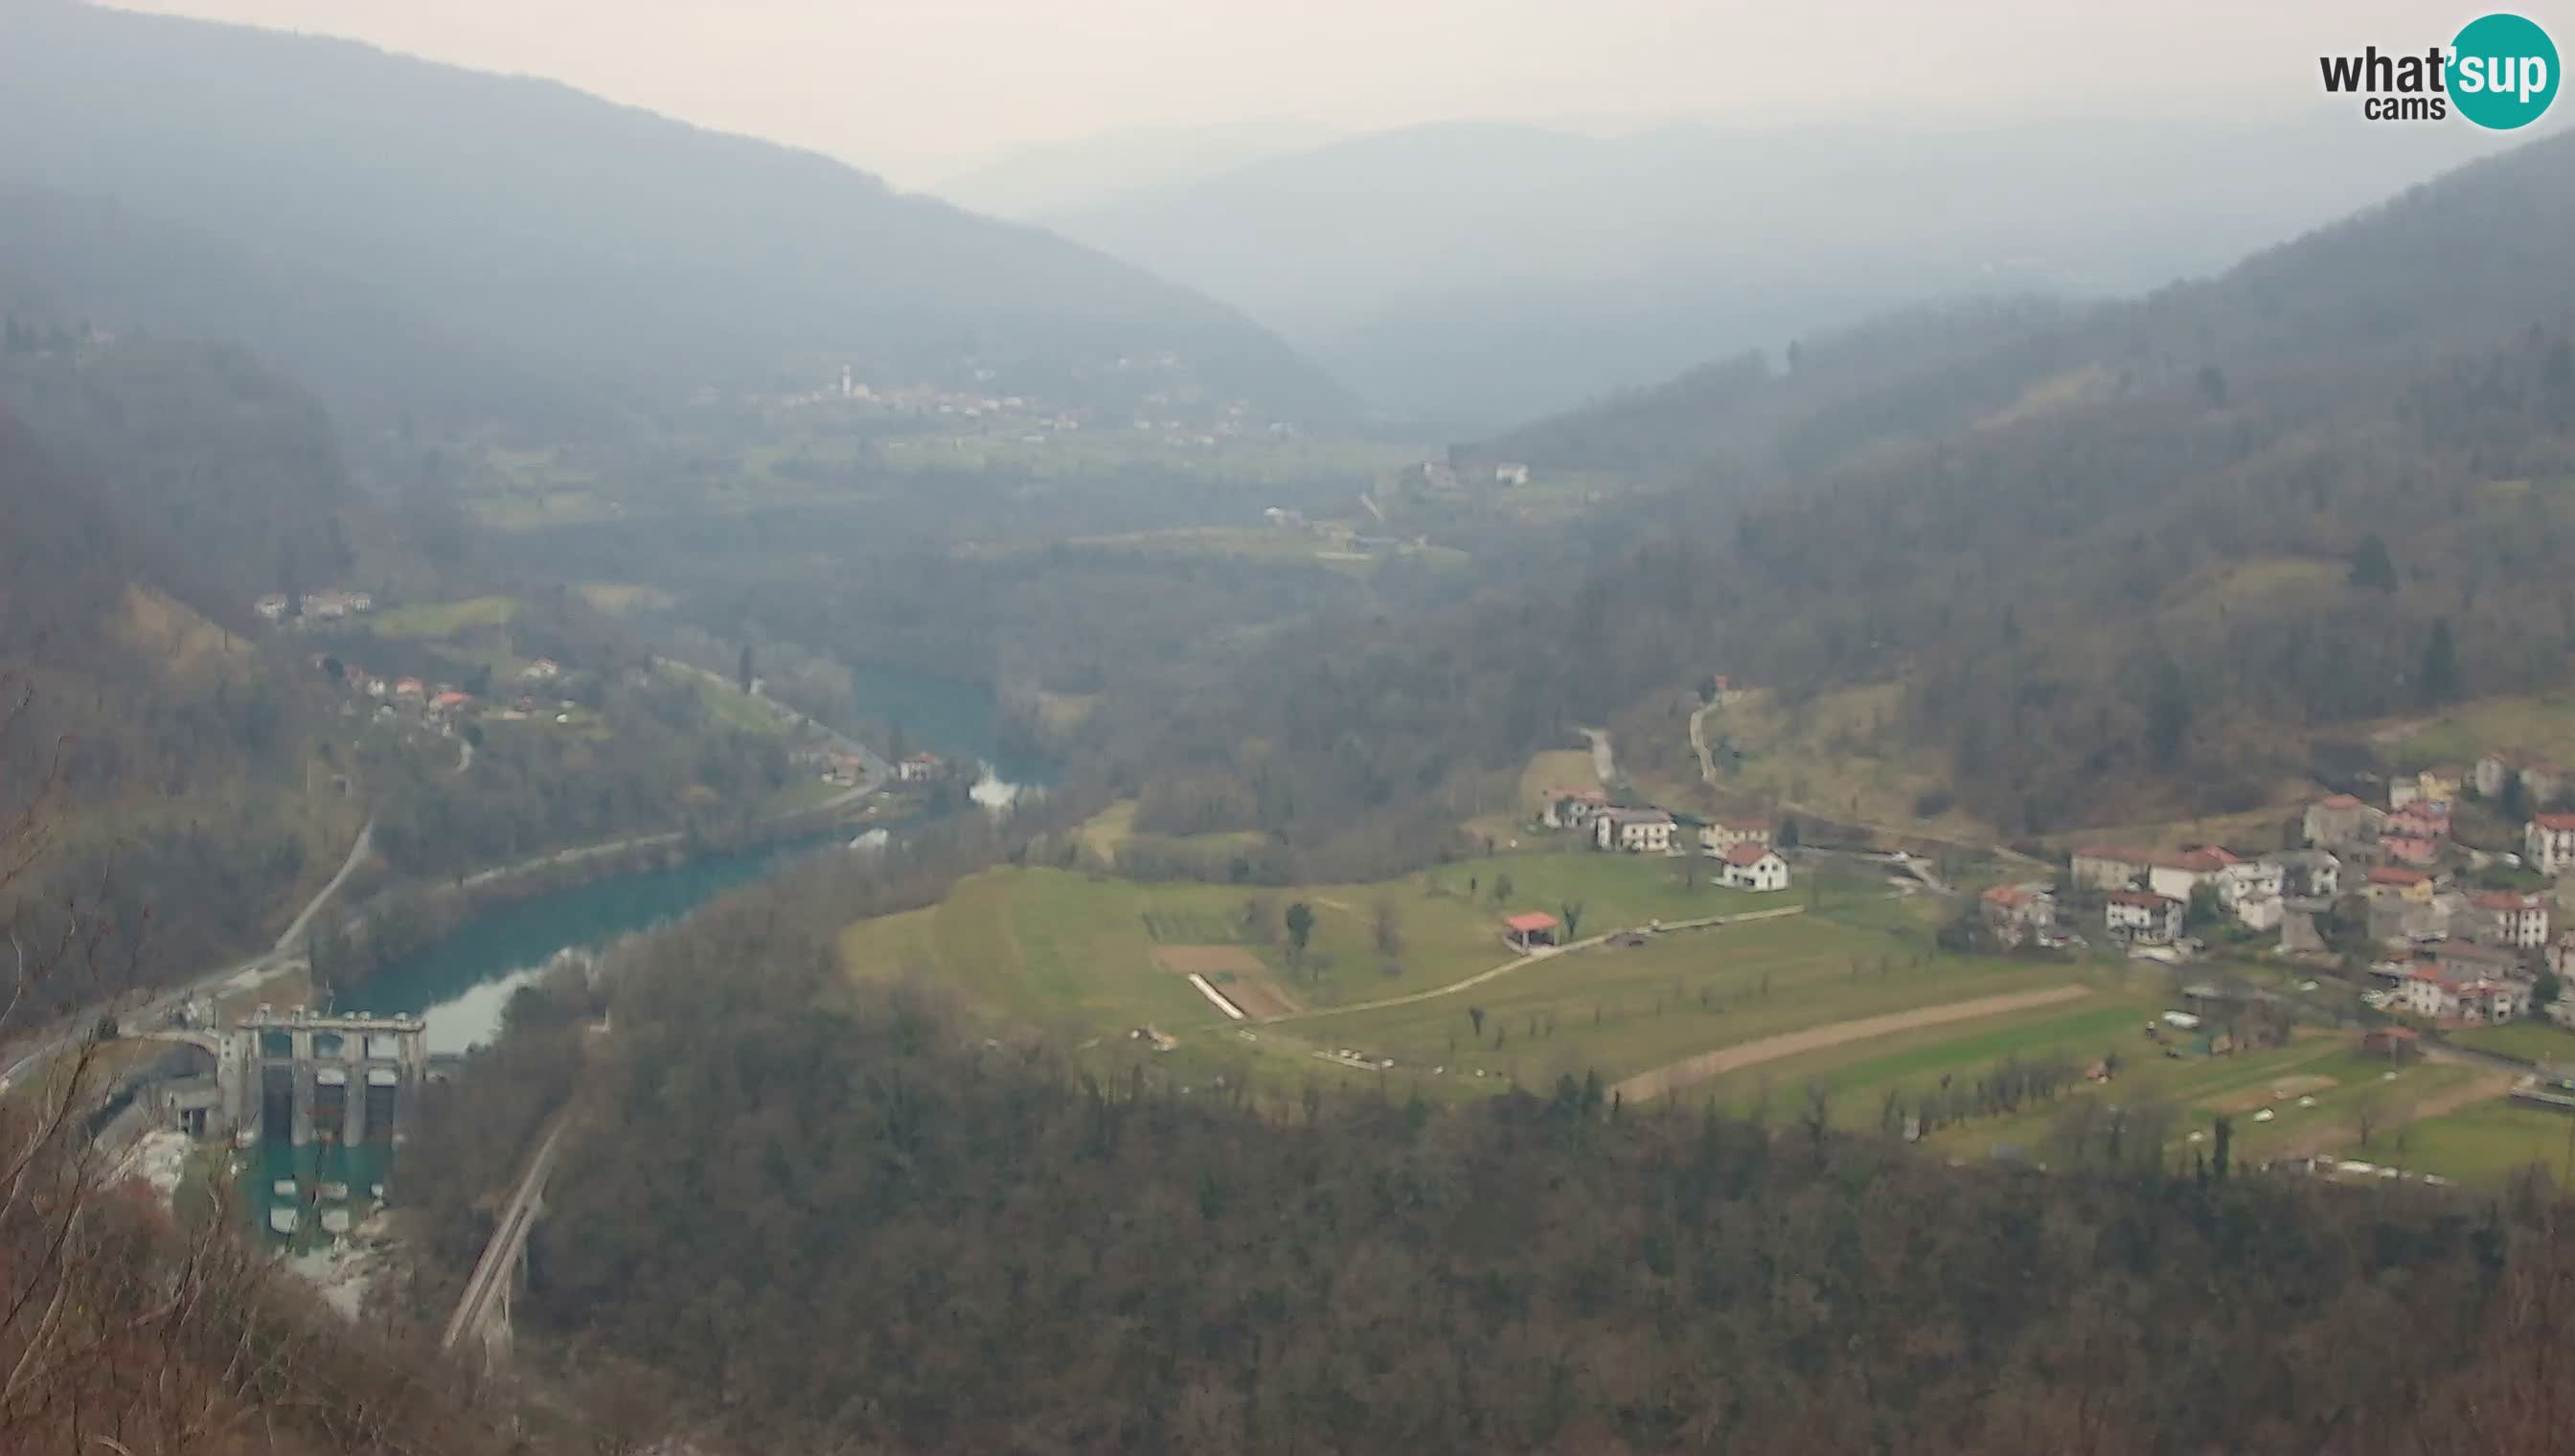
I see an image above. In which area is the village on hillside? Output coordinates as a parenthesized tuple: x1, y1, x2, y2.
(1966, 753, 2575, 1037)
(1530, 704, 2575, 1050)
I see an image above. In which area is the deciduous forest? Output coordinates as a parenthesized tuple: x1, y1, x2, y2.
(404, 867, 2575, 1455)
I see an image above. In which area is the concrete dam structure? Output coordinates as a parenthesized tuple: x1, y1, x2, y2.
(178, 1010, 429, 1147)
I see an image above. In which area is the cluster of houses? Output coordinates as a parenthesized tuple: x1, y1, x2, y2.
(256, 589, 375, 625)
(312, 654, 579, 732)
(312, 657, 474, 722)
(1981, 749, 2575, 1028)
(1541, 789, 1791, 893)
(2057, 845, 2344, 940)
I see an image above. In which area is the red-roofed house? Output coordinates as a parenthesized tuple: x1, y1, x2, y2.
(2404, 961, 2533, 1024)
(2105, 889, 2184, 945)
(1544, 787, 1610, 830)
(1718, 842, 1789, 892)
(2467, 891, 2552, 949)
(2394, 798, 2452, 834)
(2378, 826, 2443, 868)
(1980, 882, 2057, 948)
(2527, 812, 2575, 876)
(2365, 865, 2435, 905)
(1501, 912, 1560, 951)
(394, 677, 425, 702)
(429, 691, 471, 714)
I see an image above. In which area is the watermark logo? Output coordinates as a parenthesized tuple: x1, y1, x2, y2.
(2318, 11, 2558, 128)
(2451, 12, 2559, 127)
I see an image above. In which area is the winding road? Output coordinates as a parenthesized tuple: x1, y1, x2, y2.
(1258, 904, 1812, 1027)
(1, 815, 378, 1091)
(276, 816, 376, 955)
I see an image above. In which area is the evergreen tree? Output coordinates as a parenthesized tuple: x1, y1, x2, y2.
(2421, 617, 2459, 704)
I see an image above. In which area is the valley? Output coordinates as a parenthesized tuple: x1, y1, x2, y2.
(8, 3, 2575, 1451)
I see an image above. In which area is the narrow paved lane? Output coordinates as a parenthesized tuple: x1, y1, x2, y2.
(276, 816, 376, 955)
(1261, 904, 1812, 1026)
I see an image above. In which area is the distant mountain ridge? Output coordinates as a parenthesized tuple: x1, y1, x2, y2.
(1050, 115, 2528, 428)
(0, 2, 1348, 421)
(1492, 126, 2575, 484)
(931, 120, 1347, 220)
(1121, 126, 2575, 851)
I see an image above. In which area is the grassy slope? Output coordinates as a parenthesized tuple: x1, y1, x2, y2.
(46, 588, 367, 924)
(1304, 916, 2075, 1089)
(2385, 691, 2575, 773)
(1694, 686, 1996, 842)
(2399, 1099, 2575, 1184)
(837, 851, 2568, 1180)
(369, 596, 519, 639)
(2451, 1020, 2575, 1066)
(1515, 749, 1598, 814)
(839, 852, 1794, 1028)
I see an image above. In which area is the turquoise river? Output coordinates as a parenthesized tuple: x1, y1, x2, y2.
(247, 664, 1052, 1241)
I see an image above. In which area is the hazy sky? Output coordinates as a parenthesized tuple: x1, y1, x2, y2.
(114, 0, 2456, 187)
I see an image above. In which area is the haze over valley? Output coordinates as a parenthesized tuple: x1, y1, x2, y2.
(7, 2, 2575, 1452)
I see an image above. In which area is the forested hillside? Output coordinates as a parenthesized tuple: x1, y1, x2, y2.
(1500, 128, 2575, 485)
(422, 874, 2575, 1455)
(0, 183, 614, 435)
(0, 330, 403, 607)
(1473, 296, 2076, 484)
(0, 401, 358, 1012)
(0, 1, 1346, 420)
(1093, 131, 2575, 853)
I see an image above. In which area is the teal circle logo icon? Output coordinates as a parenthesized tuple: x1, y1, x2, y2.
(2450, 12, 2559, 128)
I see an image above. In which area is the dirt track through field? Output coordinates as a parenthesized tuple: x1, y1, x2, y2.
(1610, 985, 2096, 1103)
